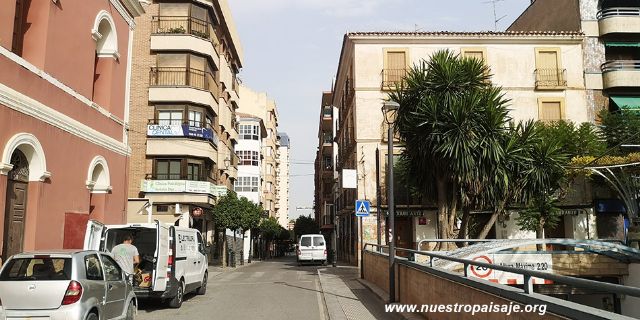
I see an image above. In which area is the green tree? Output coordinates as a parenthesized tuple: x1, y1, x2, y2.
(390, 49, 510, 243)
(211, 191, 242, 265)
(293, 215, 319, 239)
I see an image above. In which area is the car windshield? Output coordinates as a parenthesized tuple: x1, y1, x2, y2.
(300, 237, 311, 247)
(313, 237, 324, 246)
(0, 257, 71, 281)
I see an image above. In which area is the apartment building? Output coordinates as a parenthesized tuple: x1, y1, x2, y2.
(328, 31, 589, 265)
(0, 0, 143, 260)
(237, 86, 280, 218)
(126, 0, 243, 247)
(314, 92, 338, 238)
(277, 133, 291, 228)
(508, 0, 640, 240)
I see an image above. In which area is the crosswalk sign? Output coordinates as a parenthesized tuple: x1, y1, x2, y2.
(355, 200, 370, 217)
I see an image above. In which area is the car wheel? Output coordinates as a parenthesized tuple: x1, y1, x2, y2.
(126, 300, 136, 320)
(85, 312, 99, 320)
(196, 272, 208, 295)
(168, 280, 185, 308)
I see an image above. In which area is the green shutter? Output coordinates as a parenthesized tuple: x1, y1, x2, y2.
(611, 96, 640, 110)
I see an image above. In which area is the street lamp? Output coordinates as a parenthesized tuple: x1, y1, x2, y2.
(381, 100, 399, 303)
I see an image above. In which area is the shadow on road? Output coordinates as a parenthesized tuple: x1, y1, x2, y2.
(137, 293, 198, 313)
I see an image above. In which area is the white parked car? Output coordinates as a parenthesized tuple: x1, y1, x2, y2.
(84, 220, 208, 308)
(297, 234, 327, 266)
(0, 250, 136, 320)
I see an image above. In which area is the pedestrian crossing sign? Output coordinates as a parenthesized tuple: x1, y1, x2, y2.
(355, 200, 370, 217)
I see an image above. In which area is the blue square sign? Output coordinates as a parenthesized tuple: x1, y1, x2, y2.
(355, 200, 370, 217)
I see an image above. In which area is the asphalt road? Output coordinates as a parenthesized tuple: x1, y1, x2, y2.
(137, 257, 327, 320)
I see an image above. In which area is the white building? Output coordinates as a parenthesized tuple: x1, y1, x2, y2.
(277, 133, 291, 228)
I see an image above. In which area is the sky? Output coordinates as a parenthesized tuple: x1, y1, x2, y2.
(227, 0, 533, 220)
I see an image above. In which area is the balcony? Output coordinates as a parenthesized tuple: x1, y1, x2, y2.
(601, 60, 640, 89)
(150, 16, 219, 62)
(598, 7, 640, 35)
(534, 68, 567, 90)
(147, 119, 219, 148)
(381, 68, 407, 89)
(322, 106, 332, 120)
(322, 133, 333, 146)
(148, 67, 219, 107)
(141, 178, 227, 198)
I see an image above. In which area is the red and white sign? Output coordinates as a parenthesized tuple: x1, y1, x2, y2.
(467, 253, 554, 285)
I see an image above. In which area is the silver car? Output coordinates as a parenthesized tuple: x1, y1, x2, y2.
(0, 250, 137, 320)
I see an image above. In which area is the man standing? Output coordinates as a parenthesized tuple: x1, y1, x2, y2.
(111, 234, 140, 274)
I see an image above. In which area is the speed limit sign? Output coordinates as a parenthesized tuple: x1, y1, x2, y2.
(470, 255, 493, 278)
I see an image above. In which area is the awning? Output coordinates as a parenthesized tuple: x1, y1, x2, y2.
(605, 42, 640, 47)
(611, 96, 640, 110)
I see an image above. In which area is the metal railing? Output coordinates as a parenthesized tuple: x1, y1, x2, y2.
(602, 60, 640, 72)
(151, 16, 211, 40)
(145, 173, 216, 183)
(597, 7, 640, 19)
(148, 118, 214, 131)
(149, 67, 219, 97)
(364, 243, 640, 297)
(381, 68, 407, 88)
(534, 68, 567, 88)
(322, 133, 333, 144)
(322, 107, 332, 118)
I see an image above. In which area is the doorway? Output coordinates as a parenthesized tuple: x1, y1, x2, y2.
(3, 149, 29, 262)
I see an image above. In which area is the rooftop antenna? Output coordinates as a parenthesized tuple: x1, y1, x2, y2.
(483, 0, 507, 31)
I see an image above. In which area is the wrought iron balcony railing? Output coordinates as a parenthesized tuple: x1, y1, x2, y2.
(151, 16, 211, 40)
(381, 68, 407, 88)
(534, 68, 567, 89)
(145, 173, 216, 183)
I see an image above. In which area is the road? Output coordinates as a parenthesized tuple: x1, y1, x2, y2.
(137, 257, 328, 320)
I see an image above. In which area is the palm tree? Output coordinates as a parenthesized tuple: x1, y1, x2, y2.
(390, 49, 510, 243)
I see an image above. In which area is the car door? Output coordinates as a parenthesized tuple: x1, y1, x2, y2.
(100, 254, 127, 319)
(84, 220, 106, 251)
(313, 236, 326, 260)
(299, 236, 312, 260)
(195, 232, 206, 280)
(153, 221, 170, 292)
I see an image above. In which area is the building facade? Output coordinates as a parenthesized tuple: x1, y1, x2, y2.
(315, 92, 338, 242)
(507, 0, 640, 241)
(277, 133, 291, 228)
(327, 31, 590, 265)
(126, 0, 243, 251)
(0, 0, 144, 261)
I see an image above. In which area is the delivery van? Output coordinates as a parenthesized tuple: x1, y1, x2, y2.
(297, 234, 327, 266)
(84, 220, 208, 308)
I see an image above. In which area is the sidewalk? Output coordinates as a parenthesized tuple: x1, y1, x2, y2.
(317, 266, 403, 320)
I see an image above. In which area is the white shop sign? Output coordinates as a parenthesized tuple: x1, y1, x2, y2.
(466, 253, 553, 285)
(147, 124, 183, 136)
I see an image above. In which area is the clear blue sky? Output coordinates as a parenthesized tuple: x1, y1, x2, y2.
(228, 0, 532, 220)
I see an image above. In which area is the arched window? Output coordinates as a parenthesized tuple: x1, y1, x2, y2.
(91, 11, 118, 109)
(92, 11, 119, 59)
(86, 156, 111, 193)
(1, 133, 49, 182)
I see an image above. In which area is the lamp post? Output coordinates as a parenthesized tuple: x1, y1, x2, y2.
(381, 100, 399, 303)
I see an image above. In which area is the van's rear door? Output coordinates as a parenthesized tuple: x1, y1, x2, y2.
(84, 220, 106, 251)
(153, 221, 170, 291)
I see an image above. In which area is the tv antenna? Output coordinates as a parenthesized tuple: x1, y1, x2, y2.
(483, 0, 507, 31)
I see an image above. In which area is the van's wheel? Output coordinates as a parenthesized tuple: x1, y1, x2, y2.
(196, 272, 208, 295)
(85, 312, 98, 320)
(126, 300, 136, 320)
(168, 280, 185, 308)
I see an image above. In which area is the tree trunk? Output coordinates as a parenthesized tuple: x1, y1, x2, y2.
(233, 230, 237, 266)
(458, 205, 471, 246)
(536, 216, 546, 251)
(222, 230, 227, 268)
(248, 230, 253, 263)
(477, 202, 505, 239)
(436, 177, 454, 250)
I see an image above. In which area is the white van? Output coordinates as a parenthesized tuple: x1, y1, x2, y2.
(297, 234, 327, 266)
(84, 220, 208, 308)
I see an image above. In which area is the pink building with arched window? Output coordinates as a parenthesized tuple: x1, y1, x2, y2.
(0, 0, 144, 262)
